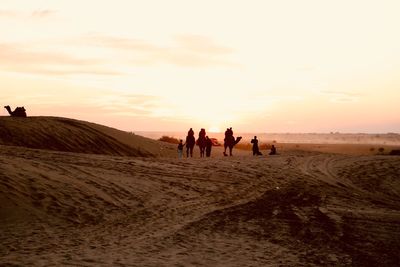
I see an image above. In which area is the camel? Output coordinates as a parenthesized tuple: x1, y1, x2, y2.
(197, 136, 207, 157)
(4, 105, 27, 117)
(223, 135, 242, 156)
(196, 128, 207, 157)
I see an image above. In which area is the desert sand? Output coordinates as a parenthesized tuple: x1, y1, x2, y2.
(1, 117, 399, 266)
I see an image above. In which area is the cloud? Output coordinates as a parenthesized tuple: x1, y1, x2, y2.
(321, 90, 359, 96)
(84, 35, 159, 52)
(90, 94, 164, 117)
(0, 33, 236, 77)
(84, 34, 237, 68)
(0, 43, 98, 65)
(16, 68, 122, 77)
(320, 90, 361, 103)
(0, 9, 57, 19)
(296, 65, 316, 71)
(0, 10, 17, 17)
(31, 9, 57, 18)
(173, 34, 234, 55)
(0, 43, 121, 76)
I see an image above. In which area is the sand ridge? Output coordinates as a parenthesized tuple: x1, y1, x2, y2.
(0, 116, 176, 157)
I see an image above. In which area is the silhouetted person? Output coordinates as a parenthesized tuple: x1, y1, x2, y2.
(269, 144, 277, 155)
(224, 127, 233, 140)
(224, 128, 229, 141)
(224, 127, 233, 141)
(188, 128, 194, 137)
(224, 127, 233, 145)
(186, 128, 196, 157)
(251, 136, 261, 156)
(177, 139, 184, 158)
(205, 136, 213, 157)
(199, 128, 206, 139)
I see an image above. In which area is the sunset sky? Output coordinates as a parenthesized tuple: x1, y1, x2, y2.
(1, 0, 399, 133)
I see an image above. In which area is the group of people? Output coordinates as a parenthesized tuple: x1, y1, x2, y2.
(177, 128, 214, 158)
(251, 136, 276, 156)
(177, 127, 277, 158)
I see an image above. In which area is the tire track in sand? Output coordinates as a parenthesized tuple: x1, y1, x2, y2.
(299, 154, 359, 190)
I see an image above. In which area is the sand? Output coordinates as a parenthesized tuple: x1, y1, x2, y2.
(1, 117, 399, 266)
(0, 116, 176, 157)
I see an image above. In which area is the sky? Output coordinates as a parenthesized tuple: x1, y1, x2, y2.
(1, 0, 399, 133)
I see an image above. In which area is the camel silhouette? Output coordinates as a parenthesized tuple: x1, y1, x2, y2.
(196, 128, 207, 157)
(4, 105, 27, 117)
(223, 136, 242, 156)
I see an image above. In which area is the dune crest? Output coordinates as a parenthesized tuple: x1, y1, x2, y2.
(0, 116, 175, 157)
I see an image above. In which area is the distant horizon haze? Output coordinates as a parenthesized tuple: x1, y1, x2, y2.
(136, 131, 400, 146)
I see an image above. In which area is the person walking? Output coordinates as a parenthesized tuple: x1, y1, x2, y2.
(185, 128, 195, 157)
(205, 136, 213, 157)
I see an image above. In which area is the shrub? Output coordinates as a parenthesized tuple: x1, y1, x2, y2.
(158, 136, 180, 144)
(260, 144, 270, 150)
(236, 143, 272, 151)
(235, 143, 252, 150)
(378, 147, 385, 154)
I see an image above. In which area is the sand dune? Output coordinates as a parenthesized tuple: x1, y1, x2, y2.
(0, 116, 175, 157)
(1, 118, 399, 266)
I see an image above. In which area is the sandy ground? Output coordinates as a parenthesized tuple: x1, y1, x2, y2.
(1, 117, 400, 266)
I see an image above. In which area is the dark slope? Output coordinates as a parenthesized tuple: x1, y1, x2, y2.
(0, 116, 174, 157)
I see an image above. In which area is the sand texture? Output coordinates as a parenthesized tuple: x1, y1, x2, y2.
(1, 117, 400, 266)
(0, 117, 175, 157)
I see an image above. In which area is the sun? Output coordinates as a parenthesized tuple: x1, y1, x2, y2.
(208, 126, 221, 133)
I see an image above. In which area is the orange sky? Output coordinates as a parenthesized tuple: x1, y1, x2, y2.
(1, 0, 399, 133)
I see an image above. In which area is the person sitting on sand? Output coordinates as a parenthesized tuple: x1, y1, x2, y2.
(251, 136, 261, 156)
(177, 139, 184, 158)
(269, 144, 277, 155)
(205, 136, 213, 157)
